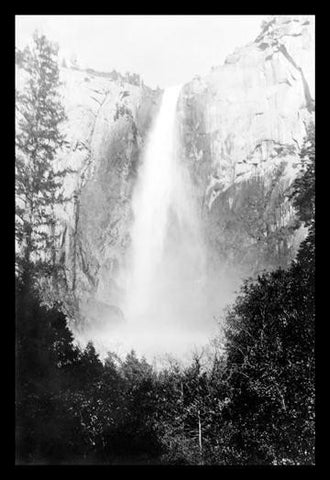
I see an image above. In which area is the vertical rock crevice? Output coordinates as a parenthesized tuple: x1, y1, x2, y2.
(278, 43, 314, 113)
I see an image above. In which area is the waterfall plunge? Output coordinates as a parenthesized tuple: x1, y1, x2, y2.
(74, 86, 239, 362)
(119, 85, 210, 360)
(127, 85, 186, 318)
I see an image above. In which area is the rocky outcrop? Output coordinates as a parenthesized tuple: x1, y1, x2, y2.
(178, 15, 314, 276)
(53, 68, 162, 327)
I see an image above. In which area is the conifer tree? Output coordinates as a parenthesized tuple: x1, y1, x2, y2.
(15, 31, 68, 280)
(290, 123, 315, 227)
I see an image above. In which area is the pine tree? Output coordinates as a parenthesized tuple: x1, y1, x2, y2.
(289, 123, 315, 227)
(15, 31, 68, 280)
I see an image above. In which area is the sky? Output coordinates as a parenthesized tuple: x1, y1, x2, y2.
(15, 15, 268, 89)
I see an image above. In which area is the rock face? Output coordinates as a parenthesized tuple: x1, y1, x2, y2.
(178, 15, 314, 278)
(53, 68, 162, 328)
(16, 16, 315, 338)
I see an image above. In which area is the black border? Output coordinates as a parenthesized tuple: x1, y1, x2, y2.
(8, 9, 322, 477)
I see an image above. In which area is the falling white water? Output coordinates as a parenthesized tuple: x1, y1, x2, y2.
(128, 85, 183, 317)
(118, 85, 211, 360)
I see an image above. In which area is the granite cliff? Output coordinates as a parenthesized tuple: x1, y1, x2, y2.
(16, 16, 315, 340)
(52, 68, 162, 330)
(178, 15, 314, 279)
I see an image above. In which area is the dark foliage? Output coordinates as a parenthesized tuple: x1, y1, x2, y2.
(15, 275, 163, 464)
(16, 222, 314, 464)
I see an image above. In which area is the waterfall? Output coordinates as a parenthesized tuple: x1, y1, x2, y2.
(119, 85, 209, 360)
(127, 85, 183, 319)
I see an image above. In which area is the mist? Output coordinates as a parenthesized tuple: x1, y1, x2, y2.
(72, 85, 241, 362)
